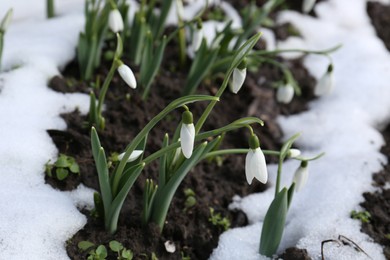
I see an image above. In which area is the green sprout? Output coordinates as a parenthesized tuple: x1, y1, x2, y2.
(209, 207, 231, 231)
(78, 240, 133, 260)
(351, 210, 371, 224)
(183, 188, 197, 212)
(45, 154, 80, 181)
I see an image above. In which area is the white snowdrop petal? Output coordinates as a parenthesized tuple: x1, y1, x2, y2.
(180, 123, 195, 158)
(276, 84, 295, 104)
(118, 150, 144, 162)
(231, 68, 246, 94)
(108, 9, 124, 33)
(293, 166, 309, 192)
(245, 151, 255, 185)
(252, 148, 268, 184)
(302, 0, 316, 13)
(314, 72, 333, 96)
(118, 64, 137, 89)
(245, 148, 267, 185)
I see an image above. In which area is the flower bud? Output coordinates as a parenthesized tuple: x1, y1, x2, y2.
(117, 63, 137, 89)
(314, 64, 333, 96)
(108, 9, 124, 33)
(276, 84, 294, 104)
(180, 111, 195, 159)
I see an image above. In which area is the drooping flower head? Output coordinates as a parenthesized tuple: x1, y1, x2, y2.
(180, 110, 195, 159)
(314, 64, 333, 96)
(293, 161, 309, 192)
(117, 60, 137, 89)
(117, 150, 144, 162)
(245, 134, 268, 185)
(108, 9, 124, 33)
(276, 84, 294, 104)
(231, 59, 247, 94)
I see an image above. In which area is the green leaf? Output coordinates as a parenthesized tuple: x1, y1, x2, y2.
(183, 40, 220, 95)
(96, 147, 112, 223)
(78, 240, 95, 251)
(259, 188, 288, 257)
(151, 0, 173, 38)
(91, 127, 102, 162)
(56, 168, 69, 181)
(69, 161, 80, 174)
(287, 182, 295, 209)
(230, 32, 262, 72)
(109, 240, 123, 252)
(55, 154, 71, 168)
(279, 133, 301, 162)
(95, 245, 107, 258)
(151, 142, 208, 231)
(159, 134, 169, 187)
(107, 163, 145, 234)
(122, 249, 134, 259)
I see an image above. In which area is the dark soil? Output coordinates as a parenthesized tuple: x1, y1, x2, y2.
(354, 2, 390, 260)
(44, 2, 318, 260)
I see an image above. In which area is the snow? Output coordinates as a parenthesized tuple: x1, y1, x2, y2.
(0, 0, 389, 259)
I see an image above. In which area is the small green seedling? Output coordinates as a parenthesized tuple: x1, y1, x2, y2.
(45, 154, 80, 181)
(151, 252, 158, 260)
(109, 240, 133, 260)
(183, 188, 196, 212)
(208, 207, 230, 231)
(181, 252, 191, 260)
(350, 210, 371, 224)
(78, 240, 133, 260)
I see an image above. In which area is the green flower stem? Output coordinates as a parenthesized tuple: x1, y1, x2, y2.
(142, 117, 264, 166)
(195, 33, 262, 134)
(96, 59, 120, 126)
(112, 95, 219, 195)
(211, 44, 341, 72)
(202, 148, 280, 158)
(47, 0, 55, 18)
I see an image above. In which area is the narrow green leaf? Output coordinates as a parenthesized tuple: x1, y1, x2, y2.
(183, 40, 220, 95)
(260, 188, 288, 256)
(279, 133, 301, 162)
(151, 142, 208, 231)
(230, 32, 262, 72)
(159, 134, 169, 187)
(97, 147, 112, 223)
(287, 183, 295, 209)
(107, 163, 145, 234)
(152, 0, 173, 38)
(91, 127, 102, 162)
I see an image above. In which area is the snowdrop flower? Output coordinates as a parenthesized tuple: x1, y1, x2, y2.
(287, 148, 301, 159)
(302, 0, 316, 13)
(293, 161, 308, 192)
(117, 62, 137, 89)
(180, 110, 195, 159)
(245, 134, 268, 185)
(231, 59, 247, 94)
(108, 9, 124, 33)
(276, 84, 294, 104)
(314, 64, 333, 96)
(118, 150, 143, 162)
